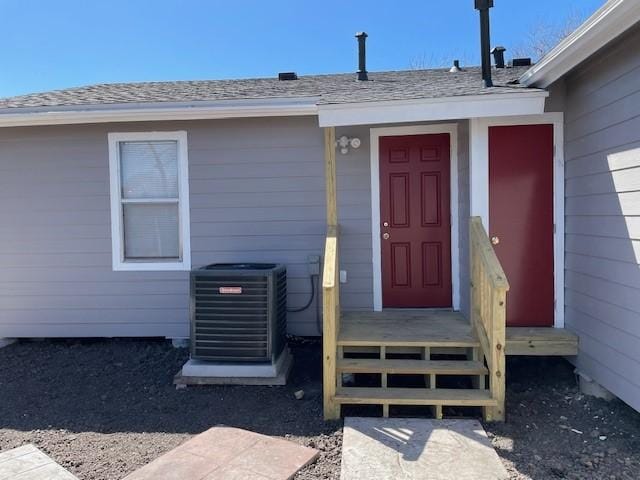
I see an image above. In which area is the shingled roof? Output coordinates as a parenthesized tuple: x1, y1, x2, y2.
(0, 66, 538, 110)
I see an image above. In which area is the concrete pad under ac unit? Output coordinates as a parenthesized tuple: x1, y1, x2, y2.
(174, 348, 292, 386)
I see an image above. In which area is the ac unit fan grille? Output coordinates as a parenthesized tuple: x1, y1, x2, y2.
(190, 265, 287, 362)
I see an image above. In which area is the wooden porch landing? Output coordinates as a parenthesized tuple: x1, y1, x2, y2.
(341, 311, 578, 357)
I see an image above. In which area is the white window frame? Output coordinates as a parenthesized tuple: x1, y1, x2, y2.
(108, 131, 191, 271)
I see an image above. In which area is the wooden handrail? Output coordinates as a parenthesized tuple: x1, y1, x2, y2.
(470, 218, 509, 290)
(322, 224, 340, 419)
(470, 216, 509, 421)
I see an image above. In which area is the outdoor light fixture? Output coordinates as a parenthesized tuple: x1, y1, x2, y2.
(336, 135, 361, 154)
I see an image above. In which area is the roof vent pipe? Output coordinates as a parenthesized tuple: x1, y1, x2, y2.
(491, 46, 506, 69)
(355, 32, 368, 81)
(278, 72, 298, 81)
(449, 60, 462, 73)
(475, 0, 494, 87)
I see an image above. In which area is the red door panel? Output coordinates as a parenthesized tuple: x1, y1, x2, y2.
(380, 134, 452, 308)
(489, 124, 554, 327)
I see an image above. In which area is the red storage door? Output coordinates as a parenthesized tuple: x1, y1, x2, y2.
(489, 124, 554, 327)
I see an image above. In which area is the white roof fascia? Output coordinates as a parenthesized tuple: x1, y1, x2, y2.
(317, 91, 548, 128)
(0, 97, 320, 128)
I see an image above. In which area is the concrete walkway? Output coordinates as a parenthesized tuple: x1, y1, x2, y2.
(0, 444, 78, 480)
(341, 417, 508, 480)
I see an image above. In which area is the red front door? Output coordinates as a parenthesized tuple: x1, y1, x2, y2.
(380, 134, 452, 308)
(489, 124, 554, 327)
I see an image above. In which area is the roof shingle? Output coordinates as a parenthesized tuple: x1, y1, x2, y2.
(0, 66, 540, 111)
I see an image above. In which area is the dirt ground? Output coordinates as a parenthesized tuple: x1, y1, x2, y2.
(0, 339, 639, 480)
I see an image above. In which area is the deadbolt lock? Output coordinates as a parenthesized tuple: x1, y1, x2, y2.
(383, 222, 389, 227)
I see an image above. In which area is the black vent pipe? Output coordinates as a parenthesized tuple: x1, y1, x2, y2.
(491, 46, 506, 69)
(355, 32, 368, 81)
(475, 0, 494, 87)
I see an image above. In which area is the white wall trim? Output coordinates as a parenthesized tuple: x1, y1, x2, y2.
(469, 118, 490, 228)
(369, 124, 460, 312)
(469, 113, 565, 328)
(520, 0, 640, 87)
(319, 92, 548, 127)
(108, 131, 191, 272)
(0, 98, 319, 128)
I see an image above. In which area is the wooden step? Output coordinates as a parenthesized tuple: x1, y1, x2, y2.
(506, 327, 579, 356)
(334, 387, 497, 407)
(339, 311, 479, 348)
(342, 346, 474, 356)
(337, 359, 488, 375)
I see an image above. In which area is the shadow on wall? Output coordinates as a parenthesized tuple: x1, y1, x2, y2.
(564, 141, 640, 408)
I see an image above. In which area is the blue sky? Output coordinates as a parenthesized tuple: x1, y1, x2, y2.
(1, 0, 604, 98)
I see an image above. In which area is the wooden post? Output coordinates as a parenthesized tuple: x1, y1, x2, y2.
(470, 217, 508, 422)
(325, 126, 339, 338)
(322, 127, 340, 420)
(486, 288, 506, 421)
(322, 256, 339, 420)
(325, 127, 337, 226)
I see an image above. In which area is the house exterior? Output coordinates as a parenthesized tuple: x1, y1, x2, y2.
(0, 68, 547, 340)
(0, 0, 639, 419)
(521, 0, 640, 413)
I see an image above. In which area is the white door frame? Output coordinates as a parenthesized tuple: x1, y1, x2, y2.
(370, 124, 460, 312)
(469, 112, 565, 328)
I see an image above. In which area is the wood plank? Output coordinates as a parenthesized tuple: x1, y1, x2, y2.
(506, 327, 578, 356)
(470, 218, 509, 290)
(324, 127, 337, 226)
(338, 338, 479, 348)
(342, 346, 467, 356)
(339, 316, 578, 355)
(334, 387, 497, 406)
(339, 311, 478, 347)
(337, 359, 488, 375)
(486, 288, 506, 422)
(470, 217, 508, 422)
(322, 126, 339, 421)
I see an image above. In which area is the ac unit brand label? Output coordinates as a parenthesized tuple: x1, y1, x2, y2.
(219, 286, 243, 294)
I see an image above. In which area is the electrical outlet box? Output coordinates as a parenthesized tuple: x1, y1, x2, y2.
(308, 255, 321, 276)
(340, 270, 347, 283)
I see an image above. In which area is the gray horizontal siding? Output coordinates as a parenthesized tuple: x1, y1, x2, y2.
(0, 117, 340, 338)
(562, 24, 640, 412)
(0, 114, 469, 339)
(335, 125, 375, 312)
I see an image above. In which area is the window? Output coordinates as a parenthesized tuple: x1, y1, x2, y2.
(108, 131, 190, 271)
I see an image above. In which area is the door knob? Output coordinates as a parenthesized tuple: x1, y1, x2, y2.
(491, 236, 500, 245)
(382, 233, 390, 240)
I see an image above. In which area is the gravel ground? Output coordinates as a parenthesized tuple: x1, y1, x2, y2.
(0, 339, 639, 480)
(0, 338, 341, 480)
(486, 357, 640, 480)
